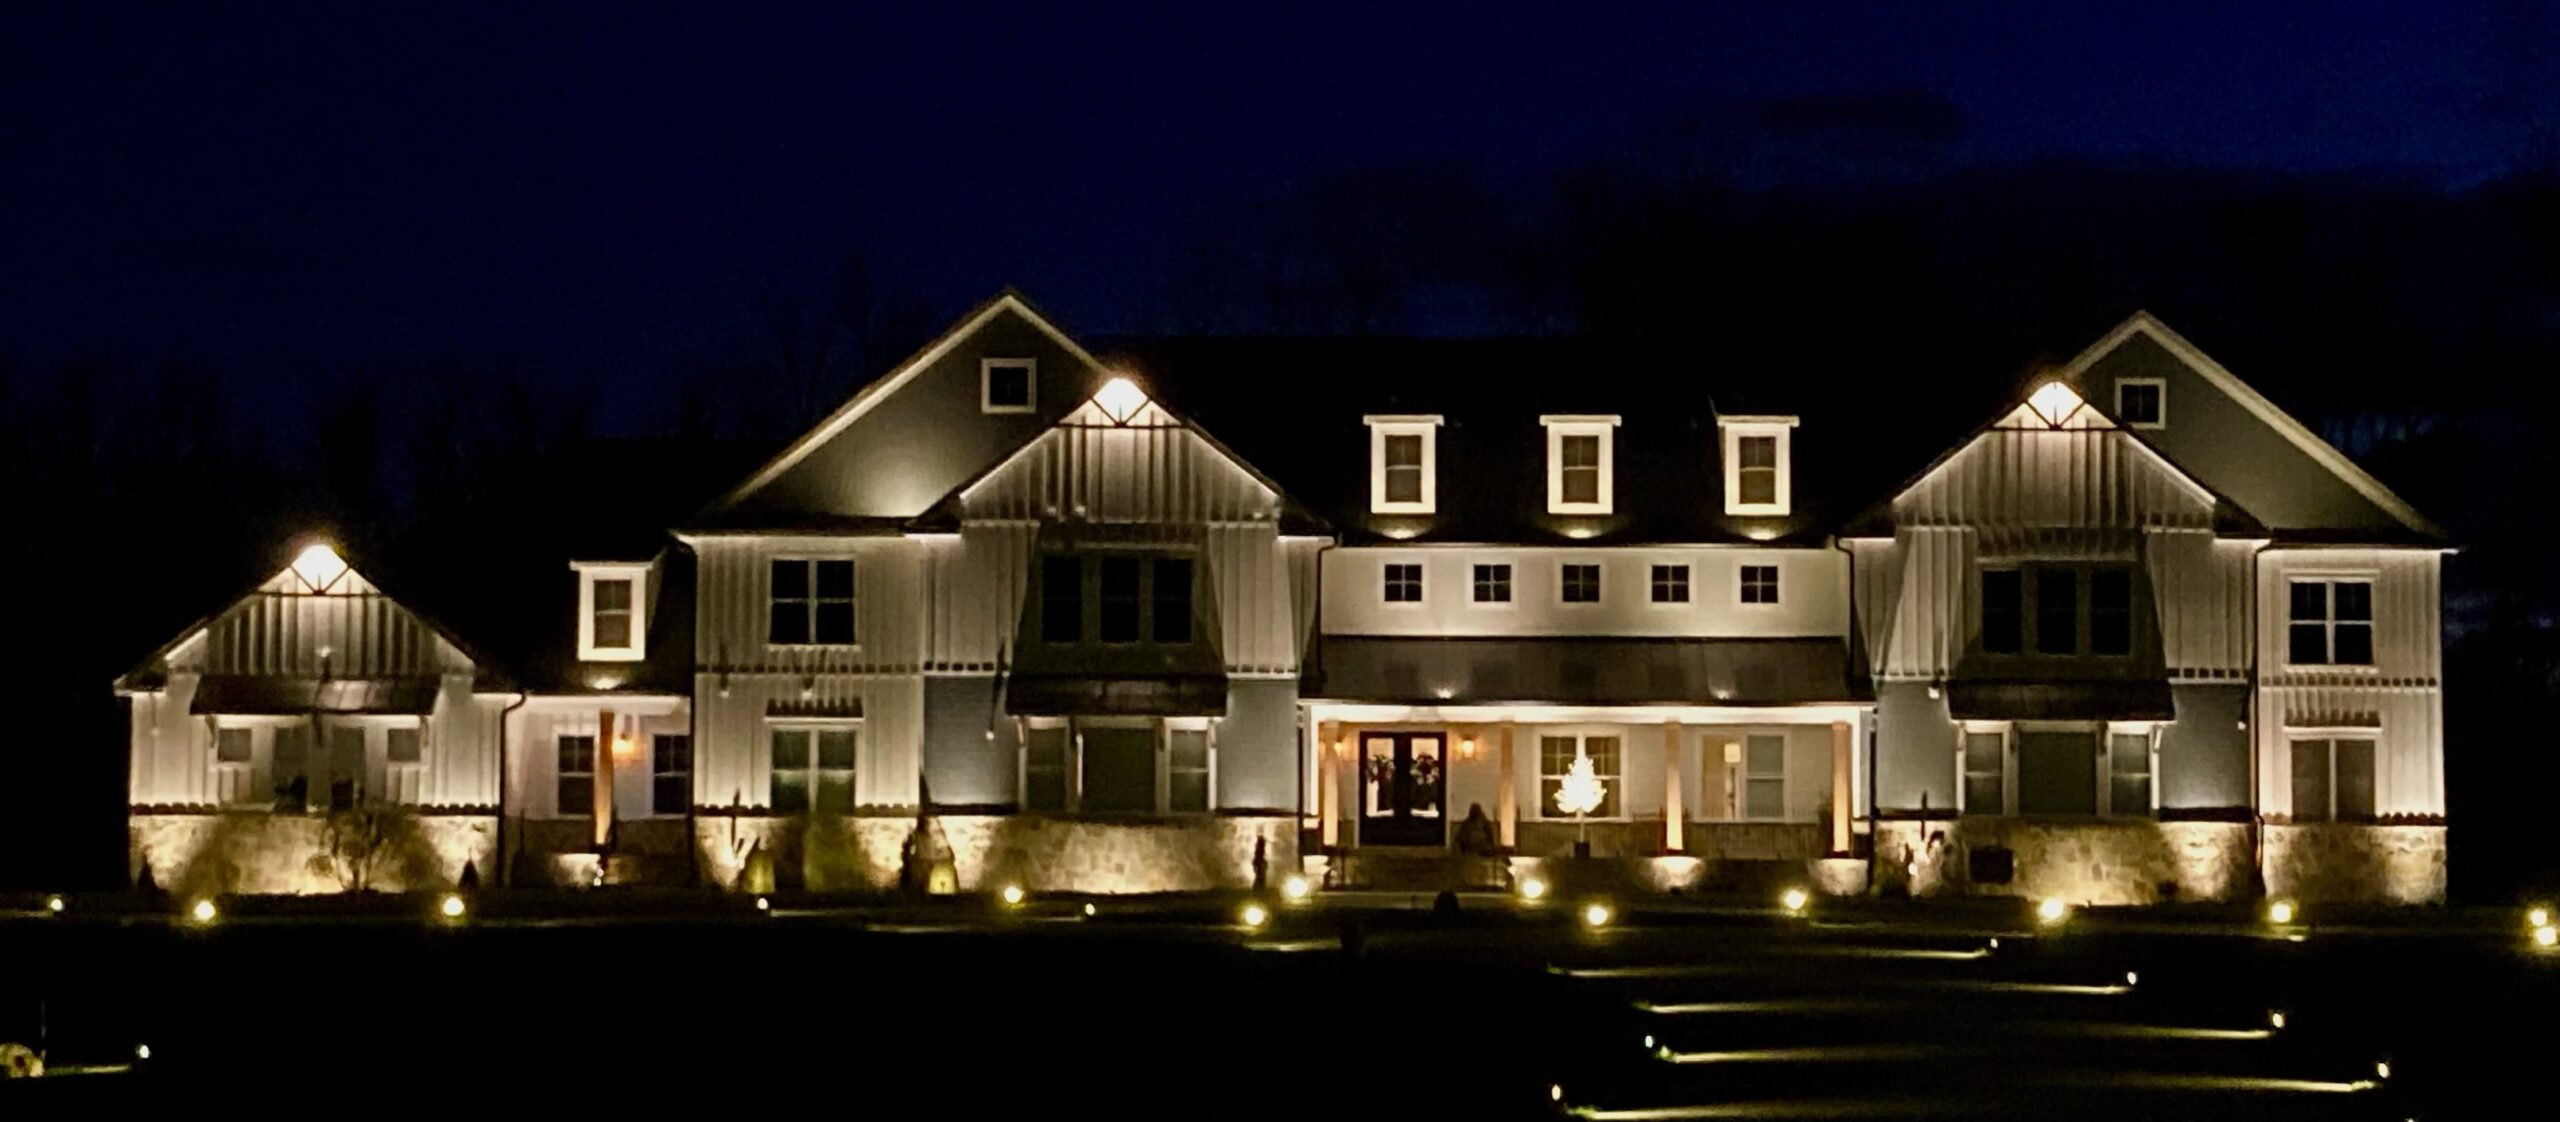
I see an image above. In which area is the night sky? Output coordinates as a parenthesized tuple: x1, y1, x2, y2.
(5, 2, 2553, 421)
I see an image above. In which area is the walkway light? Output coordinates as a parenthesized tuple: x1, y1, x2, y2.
(45, 895, 64, 914)
(2534, 925, 2557, 949)
(2267, 899, 2296, 926)
(1519, 875, 1548, 902)
(755, 895, 770, 913)
(1083, 902, 1097, 917)
(2531, 906, 2550, 929)
(1240, 903, 1268, 929)
(439, 894, 466, 919)
(1583, 902, 1612, 929)
(1000, 884, 1026, 907)
(189, 898, 217, 924)
(2268, 1010, 2287, 1030)
(1281, 874, 1311, 903)
(1781, 887, 1809, 914)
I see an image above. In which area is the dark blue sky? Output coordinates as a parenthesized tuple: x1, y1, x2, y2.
(4, 2, 2551, 407)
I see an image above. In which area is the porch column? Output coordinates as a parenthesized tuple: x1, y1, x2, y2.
(594, 711, 618, 849)
(1662, 721, 1684, 853)
(1496, 721, 1517, 849)
(1318, 721, 1341, 849)
(1830, 720, 1853, 855)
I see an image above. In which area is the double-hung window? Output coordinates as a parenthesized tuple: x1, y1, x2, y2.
(2108, 731, 2152, 817)
(1541, 416, 1618, 514)
(557, 735, 596, 817)
(771, 726, 856, 813)
(652, 734, 690, 814)
(2287, 579, 2374, 666)
(769, 559, 856, 645)
(575, 562, 650, 661)
(1718, 417, 1797, 515)
(1962, 730, 2006, 815)
(1742, 734, 1786, 819)
(1538, 732, 1622, 819)
(1365, 416, 1441, 514)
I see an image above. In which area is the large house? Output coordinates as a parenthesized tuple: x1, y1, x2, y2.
(114, 293, 2450, 905)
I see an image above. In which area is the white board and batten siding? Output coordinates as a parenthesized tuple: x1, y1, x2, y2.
(1862, 427, 2221, 679)
(1321, 546, 1846, 640)
(127, 567, 504, 811)
(2255, 549, 2444, 818)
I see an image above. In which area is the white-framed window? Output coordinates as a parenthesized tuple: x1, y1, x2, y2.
(1364, 415, 1442, 514)
(2288, 734, 2377, 823)
(574, 561, 651, 661)
(1742, 733, 1787, 819)
(652, 733, 690, 815)
(1560, 562, 1602, 604)
(387, 726, 423, 767)
(1961, 727, 2006, 815)
(1538, 731, 1622, 819)
(1739, 564, 1780, 605)
(1718, 416, 1797, 516)
(771, 724, 857, 813)
(2287, 578, 2375, 667)
(2115, 377, 2165, 429)
(1541, 415, 1618, 514)
(1472, 563, 1512, 605)
(770, 559, 857, 646)
(1650, 563, 1690, 604)
(2107, 728, 2153, 818)
(1025, 718, 1213, 815)
(982, 357, 1037, 414)
(1383, 562, 1424, 604)
(556, 734, 596, 817)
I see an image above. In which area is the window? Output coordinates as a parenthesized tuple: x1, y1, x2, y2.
(1981, 570, 2022, 654)
(2036, 569, 2078, 654)
(574, 562, 650, 661)
(1041, 555, 1082, 643)
(1099, 557, 1142, 643)
(272, 725, 309, 813)
(2115, 378, 2165, 429)
(2288, 579, 2374, 666)
(1539, 733, 1622, 818)
(1650, 564, 1691, 604)
(1168, 727, 1212, 813)
(652, 734, 690, 814)
(1560, 563, 1602, 604)
(1541, 416, 1618, 514)
(1472, 563, 1512, 604)
(1023, 724, 1069, 811)
(1383, 563, 1424, 604)
(2108, 732, 2151, 817)
(1364, 416, 1442, 514)
(1743, 734, 1786, 819)
(387, 727, 422, 765)
(557, 735, 595, 817)
(1719, 417, 1797, 515)
(2090, 569, 2133, 656)
(216, 726, 252, 764)
(1079, 724, 1155, 814)
(982, 357, 1036, 414)
(1739, 564, 1780, 605)
(1963, 730, 2005, 815)
(771, 727, 856, 814)
(2290, 736, 2376, 823)
(769, 559, 855, 646)
(1152, 558, 1194, 642)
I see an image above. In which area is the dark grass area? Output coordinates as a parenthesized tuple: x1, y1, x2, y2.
(1, 900, 2552, 1118)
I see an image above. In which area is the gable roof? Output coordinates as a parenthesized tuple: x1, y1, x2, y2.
(701, 289, 1108, 520)
(2059, 311, 2448, 544)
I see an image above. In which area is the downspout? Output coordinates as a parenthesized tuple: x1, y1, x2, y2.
(495, 690, 529, 888)
(1301, 539, 1336, 862)
(2247, 542, 2267, 898)
(1832, 537, 1878, 885)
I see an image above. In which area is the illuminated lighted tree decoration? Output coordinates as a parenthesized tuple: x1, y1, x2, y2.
(1554, 753, 1608, 858)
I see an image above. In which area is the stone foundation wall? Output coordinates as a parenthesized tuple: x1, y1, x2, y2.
(692, 813, 1299, 895)
(1508, 820, 1836, 895)
(509, 818, 694, 887)
(2263, 824, 2446, 905)
(1872, 819, 2253, 905)
(131, 812, 496, 896)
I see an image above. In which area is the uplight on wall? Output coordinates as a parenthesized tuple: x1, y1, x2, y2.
(2036, 897, 2069, 925)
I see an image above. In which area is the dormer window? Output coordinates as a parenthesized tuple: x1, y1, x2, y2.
(2116, 378, 2165, 429)
(1718, 416, 1797, 516)
(573, 562, 651, 662)
(982, 357, 1037, 414)
(1365, 415, 1441, 514)
(1541, 415, 1618, 515)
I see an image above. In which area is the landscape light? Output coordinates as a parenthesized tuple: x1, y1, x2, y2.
(2374, 1060, 2391, 1081)
(1583, 903, 1612, 929)
(1781, 887, 1809, 913)
(2267, 899, 2296, 926)
(1240, 903, 1269, 928)
(1000, 884, 1026, 907)
(755, 895, 770, 912)
(190, 898, 217, 924)
(2531, 907, 2550, 929)
(2036, 897, 2068, 925)
(46, 895, 64, 914)
(1549, 1085, 1563, 1103)
(2268, 1010, 2287, 1030)
(1083, 903, 1097, 917)
(2124, 971, 2139, 987)
(439, 894, 465, 919)
(135, 1044, 150, 1061)
(1519, 875, 1548, 902)
(2535, 925, 2557, 949)
(1281, 874, 1310, 903)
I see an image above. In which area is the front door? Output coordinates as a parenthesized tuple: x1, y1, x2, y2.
(1359, 732, 1446, 846)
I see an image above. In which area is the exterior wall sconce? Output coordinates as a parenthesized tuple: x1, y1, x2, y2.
(1458, 735, 1477, 761)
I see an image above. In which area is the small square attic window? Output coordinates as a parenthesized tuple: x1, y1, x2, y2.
(982, 358, 1036, 414)
(2116, 378, 2165, 428)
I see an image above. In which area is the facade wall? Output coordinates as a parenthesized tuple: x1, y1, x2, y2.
(2253, 548, 2444, 819)
(132, 812, 496, 896)
(690, 812, 1297, 895)
(1322, 545, 1846, 638)
(2159, 683, 2250, 809)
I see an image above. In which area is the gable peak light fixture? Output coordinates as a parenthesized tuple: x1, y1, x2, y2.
(290, 542, 349, 592)
(1092, 376, 1150, 424)
(2025, 380, 2085, 427)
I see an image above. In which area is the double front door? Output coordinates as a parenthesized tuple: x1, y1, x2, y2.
(1359, 732, 1446, 846)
